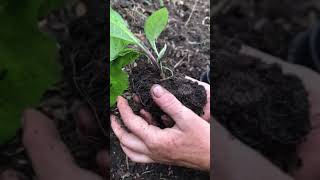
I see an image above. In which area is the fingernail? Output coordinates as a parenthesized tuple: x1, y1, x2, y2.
(152, 84, 164, 98)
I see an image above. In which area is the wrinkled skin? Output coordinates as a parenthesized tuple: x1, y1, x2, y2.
(111, 77, 211, 171)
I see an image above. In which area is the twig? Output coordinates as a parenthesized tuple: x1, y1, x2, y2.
(126, 156, 129, 170)
(173, 56, 186, 69)
(141, 170, 153, 175)
(185, 0, 199, 26)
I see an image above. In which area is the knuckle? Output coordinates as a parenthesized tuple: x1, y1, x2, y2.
(147, 141, 157, 150)
(118, 133, 126, 143)
(126, 116, 141, 129)
(146, 137, 160, 150)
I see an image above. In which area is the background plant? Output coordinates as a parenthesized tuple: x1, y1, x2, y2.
(110, 7, 169, 106)
(0, 0, 64, 144)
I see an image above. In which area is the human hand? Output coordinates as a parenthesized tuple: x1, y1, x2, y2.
(212, 119, 293, 180)
(241, 46, 320, 180)
(185, 77, 211, 122)
(111, 82, 210, 171)
(132, 77, 210, 126)
(0, 108, 108, 180)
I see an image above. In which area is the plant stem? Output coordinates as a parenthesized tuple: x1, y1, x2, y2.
(159, 0, 164, 7)
(139, 44, 160, 70)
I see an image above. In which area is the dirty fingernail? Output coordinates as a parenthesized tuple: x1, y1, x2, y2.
(152, 84, 164, 98)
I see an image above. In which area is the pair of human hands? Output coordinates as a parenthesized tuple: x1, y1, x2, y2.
(111, 78, 211, 171)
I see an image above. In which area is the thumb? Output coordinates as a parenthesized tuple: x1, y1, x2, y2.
(150, 84, 199, 127)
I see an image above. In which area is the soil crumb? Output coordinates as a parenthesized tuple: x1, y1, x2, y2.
(129, 60, 207, 128)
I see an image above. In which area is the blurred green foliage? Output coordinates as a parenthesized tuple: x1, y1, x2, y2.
(0, 0, 64, 144)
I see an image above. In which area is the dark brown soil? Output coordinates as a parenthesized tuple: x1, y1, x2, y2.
(59, 0, 108, 136)
(212, 0, 319, 174)
(111, 0, 210, 179)
(129, 61, 207, 128)
(212, 52, 311, 173)
(213, 0, 318, 59)
(56, 0, 108, 174)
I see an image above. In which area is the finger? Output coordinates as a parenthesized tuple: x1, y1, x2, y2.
(74, 104, 99, 136)
(185, 76, 211, 121)
(0, 170, 22, 180)
(140, 109, 158, 126)
(96, 150, 109, 179)
(133, 94, 141, 104)
(150, 85, 201, 127)
(22, 109, 77, 179)
(120, 144, 154, 163)
(117, 96, 161, 140)
(111, 115, 150, 154)
(185, 76, 210, 92)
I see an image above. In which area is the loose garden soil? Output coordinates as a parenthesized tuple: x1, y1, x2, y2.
(212, 52, 310, 173)
(129, 61, 207, 128)
(111, 0, 210, 179)
(212, 0, 320, 174)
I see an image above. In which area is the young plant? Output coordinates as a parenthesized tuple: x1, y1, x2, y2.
(0, 0, 64, 144)
(110, 7, 169, 106)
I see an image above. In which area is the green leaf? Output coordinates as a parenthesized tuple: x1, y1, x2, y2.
(157, 43, 167, 61)
(110, 7, 141, 45)
(0, 0, 62, 144)
(144, 8, 169, 52)
(110, 37, 131, 62)
(110, 50, 140, 106)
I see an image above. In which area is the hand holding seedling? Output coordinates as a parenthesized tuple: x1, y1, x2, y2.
(111, 81, 210, 171)
(0, 109, 108, 180)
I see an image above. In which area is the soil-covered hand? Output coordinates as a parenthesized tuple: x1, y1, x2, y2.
(111, 84, 210, 171)
(0, 109, 108, 180)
